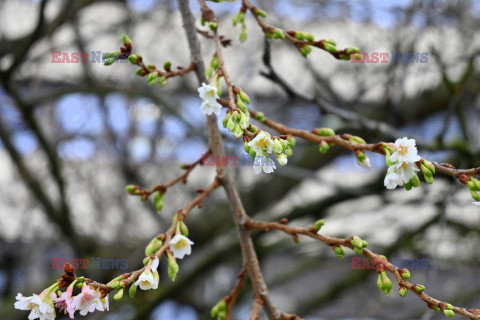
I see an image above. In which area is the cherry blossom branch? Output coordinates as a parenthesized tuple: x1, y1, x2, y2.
(246, 108, 480, 180)
(241, 0, 361, 60)
(249, 294, 263, 320)
(84, 177, 222, 292)
(244, 217, 480, 320)
(125, 150, 209, 200)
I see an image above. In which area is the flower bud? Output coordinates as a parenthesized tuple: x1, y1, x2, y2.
(167, 254, 179, 282)
(444, 310, 455, 318)
(128, 54, 138, 64)
(404, 181, 413, 191)
(470, 190, 480, 201)
(399, 286, 408, 297)
(125, 185, 137, 194)
(314, 128, 335, 136)
(284, 147, 293, 157)
(239, 113, 249, 130)
(122, 34, 132, 46)
(324, 39, 336, 46)
(287, 136, 296, 147)
(238, 90, 250, 104)
(157, 76, 166, 87)
(349, 136, 366, 144)
(272, 139, 283, 154)
(209, 22, 218, 31)
(205, 65, 213, 79)
(113, 288, 124, 301)
(216, 80, 222, 97)
(227, 116, 235, 132)
(400, 268, 410, 279)
(244, 141, 251, 154)
(233, 123, 244, 139)
(163, 61, 171, 71)
(255, 112, 265, 122)
(154, 192, 164, 213)
(136, 68, 146, 76)
(222, 113, 231, 128)
(272, 29, 285, 39)
(377, 271, 392, 295)
(333, 245, 345, 259)
(255, 8, 267, 17)
(409, 174, 421, 188)
(324, 43, 337, 53)
(211, 299, 228, 318)
(145, 237, 162, 256)
(467, 178, 480, 191)
(413, 284, 425, 293)
(143, 257, 151, 265)
(356, 151, 370, 168)
(147, 71, 158, 82)
(129, 283, 138, 298)
(314, 219, 325, 232)
(318, 141, 330, 154)
(179, 221, 189, 237)
(351, 236, 362, 248)
(277, 153, 287, 166)
(346, 47, 361, 54)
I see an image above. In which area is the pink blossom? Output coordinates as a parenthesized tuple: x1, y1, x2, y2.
(53, 285, 76, 319)
(72, 284, 104, 316)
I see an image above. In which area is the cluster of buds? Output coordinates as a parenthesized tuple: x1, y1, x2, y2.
(271, 136, 296, 166)
(313, 127, 335, 154)
(222, 87, 251, 139)
(417, 159, 435, 184)
(205, 55, 220, 80)
(103, 34, 132, 65)
(125, 184, 165, 213)
(232, 7, 248, 42)
(350, 236, 368, 254)
(465, 176, 480, 201)
(375, 258, 393, 296)
(210, 299, 228, 320)
(332, 245, 346, 259)
(265, 26, 286, 40)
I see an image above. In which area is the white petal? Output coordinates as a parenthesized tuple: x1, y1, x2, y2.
(150, 257, 159, 272)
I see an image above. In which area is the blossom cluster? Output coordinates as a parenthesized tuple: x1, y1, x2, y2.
(384, 137, 422, 190)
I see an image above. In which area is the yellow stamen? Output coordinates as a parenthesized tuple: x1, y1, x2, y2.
(401, 162, 408, 170)
(398, 145, 408, 155)
(255, 137, 269, 149)
(173, 239, 187, 249)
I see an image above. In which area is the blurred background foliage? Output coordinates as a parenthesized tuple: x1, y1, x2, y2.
(1, 0, 480, 319)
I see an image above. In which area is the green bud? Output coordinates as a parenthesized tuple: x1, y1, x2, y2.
(255, 8, 267, 17)
(222, 113, 231, 128)
(277, 153, 288, 166)
(349, 136, 366, 144)
(400, 269, 411, 279)
(239, 27, 247, 43)
(238, 90, 250, 104)
(209, 22, 218, 31)
(445, 304, 453, 310)
(122, 34, 132, 46)
(404, 181, 413, 191)
(334, 245, 345, 259)
(324, 39, 336, 46)
(147, 72, 158, 82)
(143, 257, 151, 265)
(114, 288, 124, 301)
(129, 283, 138, 298)
(467, 178, 480, 191)
(377, 271, 392, 296)
(361, 240, 368, 248)
(432, 305, 440, 312)
(163, 61, 171, 71)
(211, 299, 228, 318)
(287, 136, 296, 147)
(346, 47, 361, 54)
(272, 139, 283, 154)
(205, 65, 213, 79)
(319, 141, 330, 154)
(273, 29, 285, 39)
(284, 147, 293, 157)
(103, 59, 116, 66)
(324, 43, 337, 53)
(444, 310, 455, 318)
(399, 287, 408, 297)
(145, 237, 162, 256)
(352, 53, 363, 60)
(314, 219, 325, 232)
(157, 76, 166, 87)
(128, 54, 138, 64)
(239, 113, 249, 130)
(233, 123, 244, 139)
(470, 190, 480, 201)
(409, 174, 421, 188)
(244, 141, 251, 154)
(125, 185, 137, 194)
(227, 116, 235, 132)
(154, 192, 164, 213)
(136, 68, 146, 76)
(351, 236, 362, 248)
(255, 112, 265, 122)
(179, 221, 189, 237)
(315, 128, 335, 136)
(168, 254, 179, 282)
(414, 285, 425, 293)
(210, 55, 219, 70)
